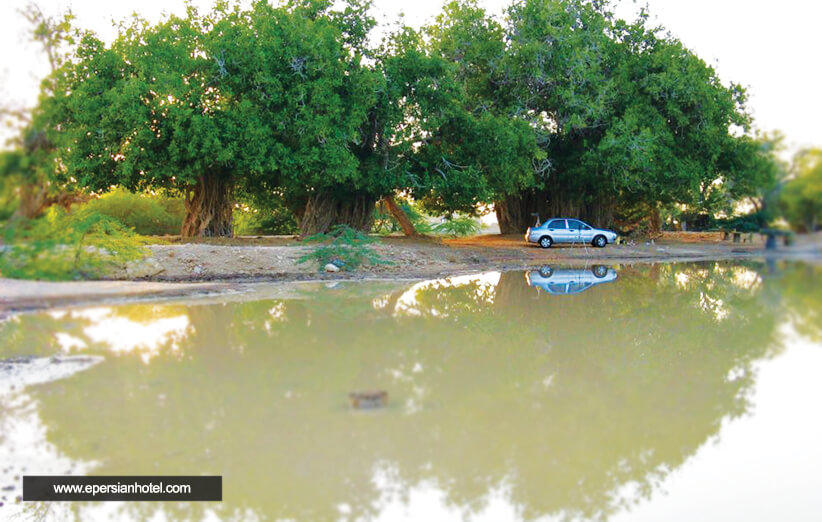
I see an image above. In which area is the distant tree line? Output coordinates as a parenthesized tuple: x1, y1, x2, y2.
(1, 0, 806, 237)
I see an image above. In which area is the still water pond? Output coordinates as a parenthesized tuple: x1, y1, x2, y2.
(1, 261, 821, 521)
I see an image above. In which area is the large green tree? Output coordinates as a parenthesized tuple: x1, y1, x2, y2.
(46, 1, 377, 236)
(433, 0, 764, 233)
(44, 0, 535, 237)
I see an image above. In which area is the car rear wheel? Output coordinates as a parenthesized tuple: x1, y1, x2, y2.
(539, 236, 553, 249)
(592, 265, 608, 278)
(593, 235, 607, 248)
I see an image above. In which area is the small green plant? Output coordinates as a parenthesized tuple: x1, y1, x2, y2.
(297, 225, 390, 271)
(432, 215, 483, 237)
(0, 207, 149, 280)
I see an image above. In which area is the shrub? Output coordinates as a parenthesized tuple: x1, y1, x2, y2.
(0, 207, 148, 280)
(297, 225, 390, 271)
(81, 188, 184, 235)
(233, 204, 298, 236)
(432, 215, 483, 237)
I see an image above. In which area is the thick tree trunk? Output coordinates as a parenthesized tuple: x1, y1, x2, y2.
(648, 206, 662, 237)
(14, 181, 91, 219)
(14, 181, 50, 219)
(495, 189, 615, 234)
(382, 195, 418, 237)
(299, 191, 376, 236)
(181, 173, 235, 238)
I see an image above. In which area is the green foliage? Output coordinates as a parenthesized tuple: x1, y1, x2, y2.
(0, 207, 148, 280)
(41, 0, 539, 235)
(297, 225, 389, 271)
(428, 0, 772, 230)
(234, 188, 299, 236)
(233, 205, 298, 236)
(432, 215, 483, 237)
(78, 188, 184, 235)
(781, 149, 822, 232)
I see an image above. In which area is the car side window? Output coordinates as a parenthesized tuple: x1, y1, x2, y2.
(547, 220, 566, 229)
(569, 220, 592, 230)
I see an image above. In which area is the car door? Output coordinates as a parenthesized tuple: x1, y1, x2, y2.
(568, 219, 594, 243)
(545, 219, 569, 243)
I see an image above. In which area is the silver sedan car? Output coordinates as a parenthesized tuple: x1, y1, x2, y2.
(525, 218, 618, 248)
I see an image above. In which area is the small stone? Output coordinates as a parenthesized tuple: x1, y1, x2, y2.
(193, 264, 205, 275)
(324, 263, 340, 273)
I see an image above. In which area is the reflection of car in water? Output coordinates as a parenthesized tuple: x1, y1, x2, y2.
(525, 266, 618, 295)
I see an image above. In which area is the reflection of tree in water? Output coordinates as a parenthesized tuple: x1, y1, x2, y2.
(8, 262, 806, 521)
(775, 262, 822, 342)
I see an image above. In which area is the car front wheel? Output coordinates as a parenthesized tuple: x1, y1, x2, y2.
(593, 235, 607, 248)
(539, 236, 553, 249)
(539, 266, 554, 277)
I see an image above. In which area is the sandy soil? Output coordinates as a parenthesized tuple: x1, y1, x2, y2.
(125, 231, 818, 281)
(2, 231, 820, 312)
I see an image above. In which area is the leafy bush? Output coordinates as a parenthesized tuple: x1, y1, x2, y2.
(0, 207, 148, 280)
(297, 225, 389, 271)
(233, 204, 298, 236)
(432, 215, 483, 237)
(80, 188, 184, 235)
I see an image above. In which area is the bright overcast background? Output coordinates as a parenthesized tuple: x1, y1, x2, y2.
(1, 0, 819, 157)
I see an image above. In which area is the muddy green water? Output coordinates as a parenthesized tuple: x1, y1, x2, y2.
(1, 261, 821, 521)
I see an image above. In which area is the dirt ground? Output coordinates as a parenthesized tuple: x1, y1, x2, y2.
(114, 230, 822, 281)
(2, 231, 820, 313)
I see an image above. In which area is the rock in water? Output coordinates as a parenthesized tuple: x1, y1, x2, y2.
(349, 390, 388, 409)
(324, 263, 340, 273)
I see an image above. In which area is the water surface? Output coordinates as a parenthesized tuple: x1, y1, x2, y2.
(1, 261, 821, 521)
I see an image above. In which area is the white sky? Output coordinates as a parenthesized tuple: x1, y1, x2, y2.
(1, 0, 819, 156)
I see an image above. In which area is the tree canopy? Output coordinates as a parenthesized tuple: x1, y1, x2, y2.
(428, 0, 766, 232)
(781, 148, 822, 232)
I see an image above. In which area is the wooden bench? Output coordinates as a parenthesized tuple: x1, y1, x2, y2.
(720, 229, 754, 243)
